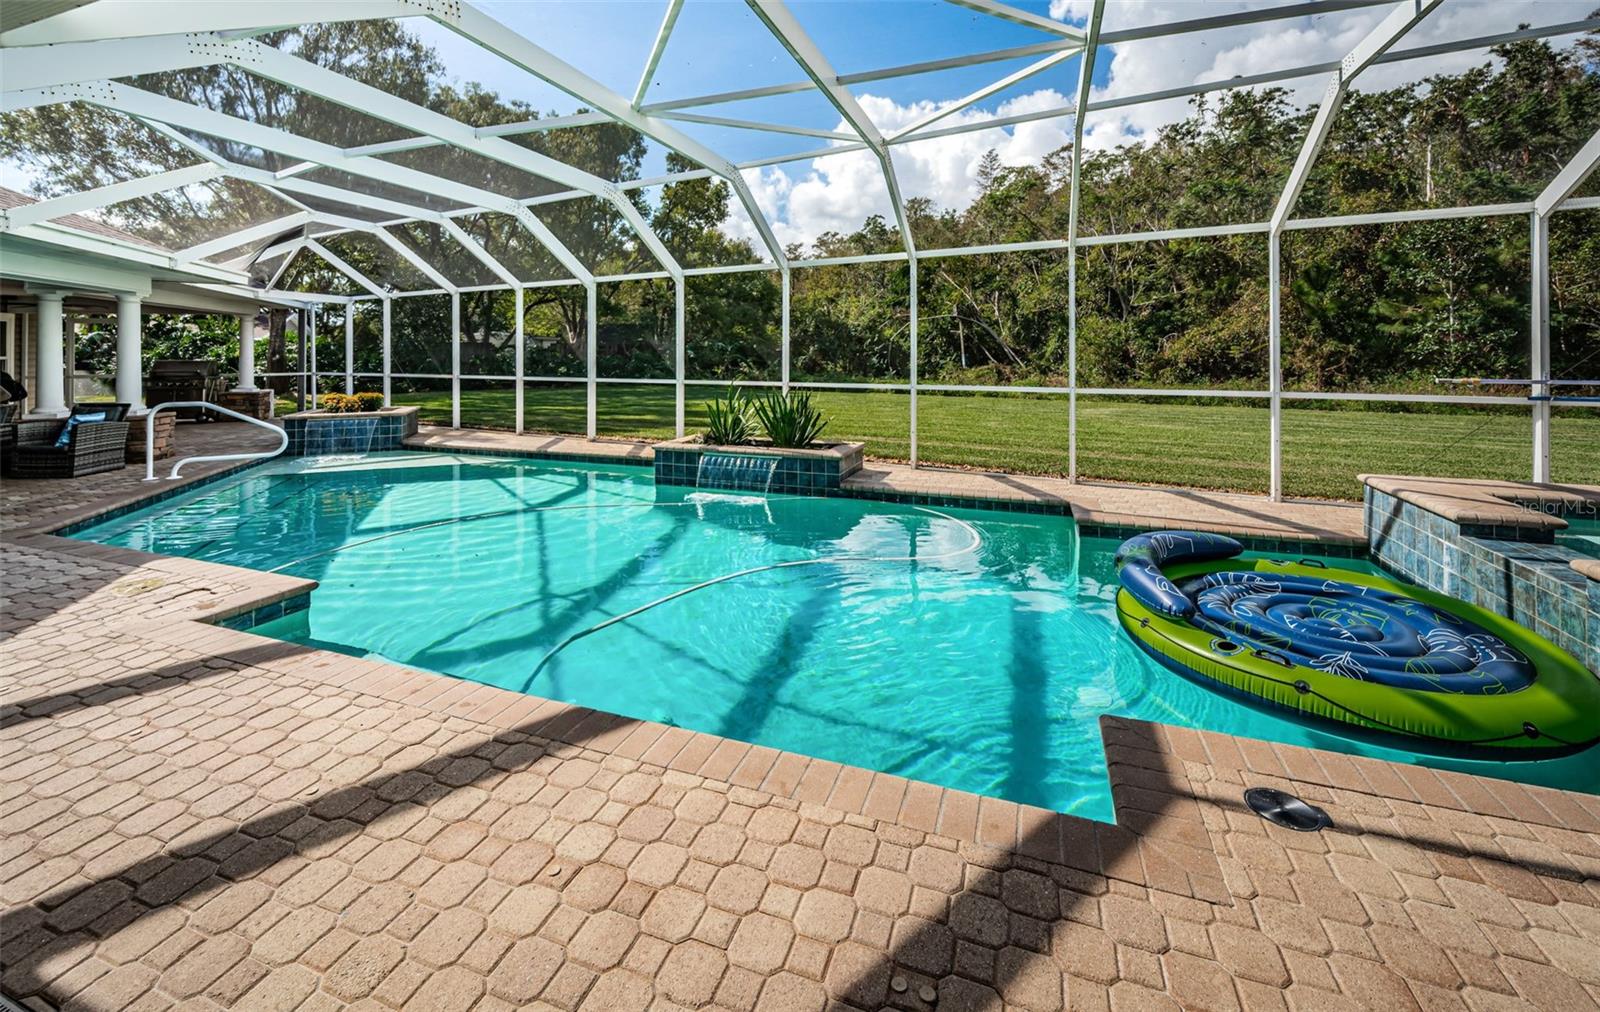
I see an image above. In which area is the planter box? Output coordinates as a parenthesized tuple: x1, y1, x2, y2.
(282, 405, 419, 456)
(218, 388, 275, 421)
(653, 436, 864, 494)
(126, 410, 178, 462)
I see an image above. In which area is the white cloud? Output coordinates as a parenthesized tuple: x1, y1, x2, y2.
(723, 90, 1077, 250)
(728, 1, 1592, 249)
(1047, 0, 1091, 24)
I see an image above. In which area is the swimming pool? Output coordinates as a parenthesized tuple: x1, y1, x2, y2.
(1557, 516, 1600, 559)
(71, 452, 1600, 821)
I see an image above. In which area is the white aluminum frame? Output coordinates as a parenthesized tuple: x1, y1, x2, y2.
(3, 0, 1595, 497)
(1066, 0, 1105, 483)
(1263, 0, 1443, 499)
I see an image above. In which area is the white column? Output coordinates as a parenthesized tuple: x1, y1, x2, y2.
(674, 279, 686, 439)
(586, 283, 598, 441)
(30, 291, 68, 418)
(908, 258, 918, 468)
(1530, 212, 1552, 483)
(1268, 232, 1284, 501)
(451, 291, 461, 429)
(114, 294, 144, 411)
(381, 298, 392, 407)
(1067, 240, 1078, 483)
(344, 307, 354, 395)
(234, 313, 257, 391)
(515, 286, 526, 435)
(65, 316, 79, 404)
(780, 271, 791, 394)
(308, 307, 318, 410)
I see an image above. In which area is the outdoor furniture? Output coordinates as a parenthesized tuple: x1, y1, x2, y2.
(145, 360, 225, 419)
(0, 401, 21, 464)
(4, 403, 132, 478)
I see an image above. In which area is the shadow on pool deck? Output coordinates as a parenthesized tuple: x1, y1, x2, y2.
(9, 654, 1594, 1011)
(0, 667, 1183, 1009)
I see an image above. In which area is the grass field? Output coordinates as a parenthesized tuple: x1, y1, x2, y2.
(282, 385, 1599, 501)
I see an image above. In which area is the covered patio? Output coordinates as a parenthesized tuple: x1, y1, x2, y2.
(0, 189, 311, 421)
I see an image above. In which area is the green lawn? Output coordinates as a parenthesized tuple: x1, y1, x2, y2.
(280, 386, 1598, 501)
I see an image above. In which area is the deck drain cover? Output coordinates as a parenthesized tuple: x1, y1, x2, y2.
(1244, 787, 1331, 832)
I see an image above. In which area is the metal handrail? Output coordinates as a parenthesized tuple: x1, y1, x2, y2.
(144, 400, 288, 481)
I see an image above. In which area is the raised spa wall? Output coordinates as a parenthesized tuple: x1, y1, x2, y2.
(1364, 475, 1600, 676)
(654, 437, 864, 494)
(282, 406, 420, 456)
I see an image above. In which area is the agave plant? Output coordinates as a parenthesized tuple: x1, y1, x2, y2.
(754, 391, 828, 448)
(702, 387, 757, 445)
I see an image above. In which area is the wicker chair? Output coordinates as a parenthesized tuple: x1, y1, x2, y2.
(0, 401, 21, 466)
(4, 404, 132, 478)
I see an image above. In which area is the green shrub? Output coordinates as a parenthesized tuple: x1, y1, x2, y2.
(317, 392, 385, 413)
(754, 390, 828, 448)
(702, 387, 756, 445)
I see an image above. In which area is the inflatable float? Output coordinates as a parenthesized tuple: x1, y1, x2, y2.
(1114, 530, 1600, 759)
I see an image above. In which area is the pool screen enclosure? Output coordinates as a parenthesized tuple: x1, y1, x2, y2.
(2, 0, 1597, 498)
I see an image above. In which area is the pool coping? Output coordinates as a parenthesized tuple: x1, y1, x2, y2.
(9, 445, 1231, 897)
(25, 502, 1600, 886)
(17, 547, 1230, 904)
(1361, 473, 1600, 532)
(404, 428, 1367, 554)
(18, 440, 1600, 903)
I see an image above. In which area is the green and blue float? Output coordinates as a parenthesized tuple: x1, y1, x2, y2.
(1113, 531, 1600, 759)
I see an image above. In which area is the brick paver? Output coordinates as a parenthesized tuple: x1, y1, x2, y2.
(3, 422, 1597, 1011)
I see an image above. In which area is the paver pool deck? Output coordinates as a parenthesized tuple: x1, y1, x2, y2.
(3, 423, 1597, 1012)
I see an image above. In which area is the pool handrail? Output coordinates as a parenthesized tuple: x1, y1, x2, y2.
(144, 400, 288, 481)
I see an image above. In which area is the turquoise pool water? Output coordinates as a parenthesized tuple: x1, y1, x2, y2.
(72, 452, 1600, 821)
(1557, 517, 1600, 559)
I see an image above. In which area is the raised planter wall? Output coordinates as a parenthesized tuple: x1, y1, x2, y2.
(654, 437, 864, 495)
(282, 406, 419, 456)
(125, 410, 176, 462)
(218, 389, 275, 421)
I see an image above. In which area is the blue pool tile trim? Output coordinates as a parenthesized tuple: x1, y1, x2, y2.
(284, 413, 414, 456)
(399, 442, 653, 469)
(655, 445, 859, 495)
(52, 457, 269, 537)
(1366, 487, 1599, 674)
(217, 592, 311, 631)
(828, 486, 1069, 515)
(1077, 521, 1366, 558)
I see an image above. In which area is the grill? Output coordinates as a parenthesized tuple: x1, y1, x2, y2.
(145, 360, 226, 419)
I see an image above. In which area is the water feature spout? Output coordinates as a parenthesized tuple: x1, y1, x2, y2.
(305, 416, 381, 460)
(695, 451, 780, 493)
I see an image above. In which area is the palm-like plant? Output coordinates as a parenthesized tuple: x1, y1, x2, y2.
(754, 391, 828, 448)
(702, 387, 757, 445)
